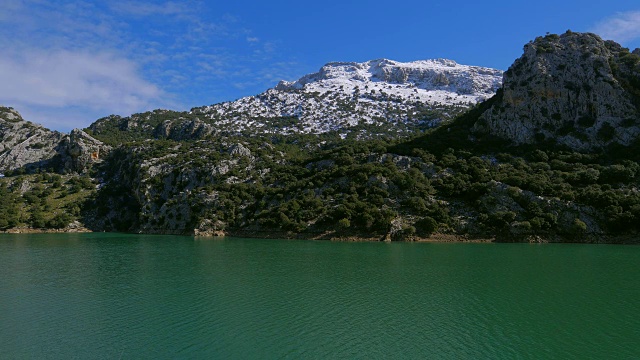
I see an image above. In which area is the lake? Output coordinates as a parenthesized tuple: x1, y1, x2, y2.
(1, 233, 639, 359)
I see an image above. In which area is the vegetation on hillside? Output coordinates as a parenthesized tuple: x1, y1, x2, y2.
(4, 32, 640, 242)
(0, 173, 95, 230)
(3, 99, 640, 243)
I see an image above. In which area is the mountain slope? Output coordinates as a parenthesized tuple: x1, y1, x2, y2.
(193, 58, 502, 137)
(87, 58, 502, 144)
(472, 31, 640, 151)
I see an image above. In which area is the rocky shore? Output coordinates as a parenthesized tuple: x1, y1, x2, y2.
(1, 221, 91, 234)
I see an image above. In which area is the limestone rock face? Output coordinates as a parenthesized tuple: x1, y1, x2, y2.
(275, 58, 502, 97)
(0, 106, 109, 173)
(473, 32, 640, 151)
(58, 129, 111, 173)
(154, 118, 216, 141)
(0, 107, 65, 172)
(228, 143, 252, 158)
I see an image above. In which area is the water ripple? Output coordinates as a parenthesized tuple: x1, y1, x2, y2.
(1, 235, 640, 358)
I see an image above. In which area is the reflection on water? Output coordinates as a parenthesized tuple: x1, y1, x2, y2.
(1, 233, 639, 358)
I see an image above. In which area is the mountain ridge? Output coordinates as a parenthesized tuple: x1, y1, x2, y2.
(191, 58, 502, 137)
(3, 56, 503, 172)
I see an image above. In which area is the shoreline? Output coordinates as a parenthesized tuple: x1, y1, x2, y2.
(1, 226, 92, 234)
(2, 227, 639, 244)
(211, 229, 496, 243)
(0, 227, 493, 242)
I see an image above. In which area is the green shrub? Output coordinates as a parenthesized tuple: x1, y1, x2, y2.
(415, 216, 438, 236)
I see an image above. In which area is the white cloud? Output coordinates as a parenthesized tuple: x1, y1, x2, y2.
(592, 11, 640, 43)
(0, 0, 297, 131)
(110, 1, 194, 17)
(0, 50, 163, 123)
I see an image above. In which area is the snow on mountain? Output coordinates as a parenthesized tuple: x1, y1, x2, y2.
(277, 58, 500, 98)
(193, 58, 503, 137)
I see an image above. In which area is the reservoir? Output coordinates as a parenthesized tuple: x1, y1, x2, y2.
(1, 233, 639, 358)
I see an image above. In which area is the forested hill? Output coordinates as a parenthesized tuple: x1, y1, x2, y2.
(2, 31, 640, 243)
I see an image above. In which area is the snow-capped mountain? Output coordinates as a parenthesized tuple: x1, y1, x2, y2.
(191, 58, 503, 137)
(277, 58, 500, 98)
(87, 58, 503, 142)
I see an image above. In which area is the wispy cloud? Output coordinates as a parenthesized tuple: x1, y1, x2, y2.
(0, 50, 162, 111)
(110, 1, 194, 17)
(592, 11, 640, 43)
(0, 0, 305, 131)
(0, 0, 166, 130)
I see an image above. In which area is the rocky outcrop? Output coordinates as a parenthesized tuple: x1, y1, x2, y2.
(58, 129, 111, 173)
(0, 106, 109, 173)
(0, 107, 65, 172)
(154, 118, 216, 141)
(473, 31, 640, 151)
(228, 143, 252, 158)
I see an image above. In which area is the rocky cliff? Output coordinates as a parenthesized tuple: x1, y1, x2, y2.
(0, 107, 65, 172)
(473, 31, 640, 151)
(58, 129, 110, 173)
(0, 107, 110, 173)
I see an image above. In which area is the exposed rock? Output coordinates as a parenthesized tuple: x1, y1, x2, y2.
(0, 106, 109, 173)
(194, 219, 226, 236)
(276, 58, 501, 96)
(0, 107, 65, 172)
(154, 118, 216, 140)
(473, 31, 640, 151)
(58, 129, 111, 173)
(228, 143, 252, 157)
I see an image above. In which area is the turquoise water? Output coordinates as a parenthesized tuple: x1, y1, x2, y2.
(0, 233, 639, 359)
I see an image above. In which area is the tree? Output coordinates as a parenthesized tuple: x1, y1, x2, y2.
(30, 205, 46, 229)
(337, 218, 351, 229)
(571, 218, 588, 238)
(0, 183, 20, 229)
(415, 216, 438, 236)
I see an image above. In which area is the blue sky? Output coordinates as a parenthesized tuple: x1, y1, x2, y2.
(1, 0, 640, 131)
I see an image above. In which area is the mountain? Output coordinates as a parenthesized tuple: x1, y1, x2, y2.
(4, 33, 640, 243)
(472, 31, 640, 151)
(87, 59, 502, 143)
(1, 57, 502, 174)
(192, 59, 502, 136)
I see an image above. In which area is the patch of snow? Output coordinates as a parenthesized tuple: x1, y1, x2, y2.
(192, 58, 503, 137)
